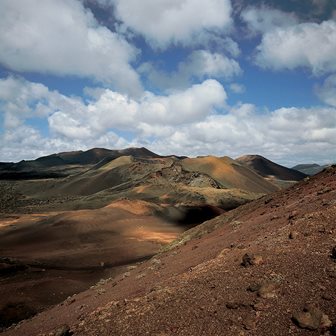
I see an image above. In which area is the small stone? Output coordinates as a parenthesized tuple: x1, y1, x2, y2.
(288, 211, 298, 220)
(135, 273, 146, 279)
(247, 283, 261, 292)
(96, 288, 106, 295)
(66, 297, 75, 305)
(226, 302, 240, 309)
(151, 258, 162, 266)
(264, 197, 272, 204)
(289, 231, 298, 239)
(257, 282, 277, 299)
(331, 246, 336, 260)
(123, 272, 131, 278)
(252, 302, 269, 311)
(320, 313, 333, 329)
(321, 293, 332, 301)
(241, 254, 263, 267)
(243, 316, 256, 330)
(327, 265, 336, 278)
(292, 304, 332, 331)
(330, 324, 336, 335)
(54, 325, 71, 336)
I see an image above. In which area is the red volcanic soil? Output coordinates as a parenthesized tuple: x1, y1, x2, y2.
(3, 166, 335, 335)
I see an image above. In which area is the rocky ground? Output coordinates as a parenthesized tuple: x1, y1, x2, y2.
(2, 166, 335, 335)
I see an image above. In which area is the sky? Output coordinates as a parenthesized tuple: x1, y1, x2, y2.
(0, 0, 336, 166)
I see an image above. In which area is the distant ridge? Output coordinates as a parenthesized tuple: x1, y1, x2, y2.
(0, 147, 161, 180)
(236, 154, 307, 181)
(291, 163, 326, 176)
(35, 147, 161, 166)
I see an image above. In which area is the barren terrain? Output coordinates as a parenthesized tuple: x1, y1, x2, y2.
(0, 148, 312, 333)
(2, 164, 334, 336)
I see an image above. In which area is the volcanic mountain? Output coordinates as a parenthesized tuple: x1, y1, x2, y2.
(1, 150, 284, 215)
(236, 154, 307, 182)
(3, 164, 335, 336)
(181, 156, 278, 194)
(292, 163, 328, 176)
(0, 147, 160, 180)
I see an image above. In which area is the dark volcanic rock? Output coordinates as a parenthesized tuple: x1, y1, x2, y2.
(331, 246, 336, 260)
(241, 253, 263, 267)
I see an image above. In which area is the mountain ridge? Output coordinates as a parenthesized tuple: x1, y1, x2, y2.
(236, 154, 307, 181)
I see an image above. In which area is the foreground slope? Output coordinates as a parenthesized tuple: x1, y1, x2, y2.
(5, 166, 335, 336)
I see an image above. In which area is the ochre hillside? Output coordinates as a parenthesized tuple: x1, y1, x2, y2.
(182, 156, 279, 193)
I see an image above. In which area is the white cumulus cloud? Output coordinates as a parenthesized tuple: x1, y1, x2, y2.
(138, 79, 226, 126)
(0, 77, 227, 161)
(149, 104, 336, 165)
(316, 74, 336, 107)
(254, 20, 336, 75)
(112, 0, 233, 48)
(0, 0, 142, 95)
(1, 77, 335, 165)
(241, 6, 298, 35)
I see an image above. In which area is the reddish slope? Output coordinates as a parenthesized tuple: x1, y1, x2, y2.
(3, 167, 336, 336)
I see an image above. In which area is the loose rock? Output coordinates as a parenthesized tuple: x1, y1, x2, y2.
(54, 324, 72, 336)
(247, 281, 278, 298)
(288, 211, 298, 220)
(257, 282, 278, 299)
(241, 254, 263, 267)
(243, 315, 256, 330)
(331, 246, 336, 260)
(226, 302, 247, 310)
(292, 304, 332, 331)
(289, 231, 298, 239)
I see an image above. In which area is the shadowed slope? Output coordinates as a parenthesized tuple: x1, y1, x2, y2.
(236, 154, 307, 181)
(28, 147, 160, 167)
(0, 202, 181, 268)
(0, 147, 161, 180)
(0, 200, 183, 330)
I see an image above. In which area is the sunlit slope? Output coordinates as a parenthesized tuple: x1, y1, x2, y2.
(181, 156, 279, 193)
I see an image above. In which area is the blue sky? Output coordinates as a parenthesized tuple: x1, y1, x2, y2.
(0, 0, 336, 166)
